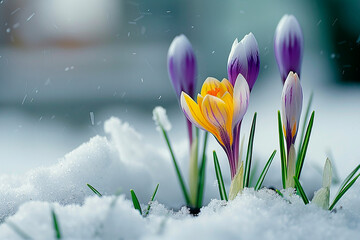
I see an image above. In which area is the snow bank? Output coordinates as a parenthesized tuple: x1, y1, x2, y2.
(1, 188, 360, 239)
(0, 117, 189, 221)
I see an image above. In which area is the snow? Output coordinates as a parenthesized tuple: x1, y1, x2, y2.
(0, 111, 359, 239)
(1, 188, 360, 239)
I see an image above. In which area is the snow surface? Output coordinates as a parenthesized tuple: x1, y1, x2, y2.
(0, 115, 360, 239)
(1, 188, 360, 239)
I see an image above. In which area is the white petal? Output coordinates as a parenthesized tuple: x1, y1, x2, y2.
(232, 74, 250, 129)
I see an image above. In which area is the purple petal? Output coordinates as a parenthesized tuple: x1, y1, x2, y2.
(227, 33, 260, 91)
(281, 72, 303, 148)
(274, 15, 304, 84)
(167, 34, 197, 98)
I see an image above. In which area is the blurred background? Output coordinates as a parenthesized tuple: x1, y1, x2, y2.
(0, 0, 359, 188)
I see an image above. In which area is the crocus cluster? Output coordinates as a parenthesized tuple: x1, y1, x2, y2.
(180, 33, 260, 180)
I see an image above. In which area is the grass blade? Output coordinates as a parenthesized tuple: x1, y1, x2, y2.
(275, 189, 284, 197)
(277, 111, 287, 189)
(335, 163, 360, 197)
(255, 150, 277, 191)
(7, 221, 32, 240)
(295, 111, 315, 179)
(298, 92, 313, 154)
(130, 189, 142, 215)
(329, 172, 360, 210)
(161, 127, 191, 205)
(87, 184, 102, 197)
(213, 151, 228, 201)
(293, 176, 309, 204)
(51, 208, 62, 239)
(196, 131, 209, 208)
(244, 112, 257, 188)
(145, 184, 160, 216)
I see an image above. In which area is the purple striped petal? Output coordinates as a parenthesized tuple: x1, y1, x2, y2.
(274, 15, 304, 84)
(227, 33, 260, 91)
(168, 34, 197, 98)
(281, 72, 303, 150)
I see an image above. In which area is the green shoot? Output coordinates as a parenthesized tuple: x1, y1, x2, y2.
(277, 111, 287, 189)
(145, 184, 160, 217)
(160, 126, 191, 205)
(87, 184, 102, 197)
(213, 151, 228, 201)
(293, 176, 309, 204)
(329, 165, 360, 210)
(297, 92, 313, 155)
(275, 189, 284, 197)
(130, 189, 142, 215)
(196, 131, 209, 208)
(255, 150, 277, 191)
(244, 112, 257, 188)
(295, 111, 315, 179)
(7, 221, 32, 240)
(51, 208, 61, 239)
(335, 163, 360, 197)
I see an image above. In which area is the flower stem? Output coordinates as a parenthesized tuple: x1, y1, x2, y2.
(161, 127, 191, 205)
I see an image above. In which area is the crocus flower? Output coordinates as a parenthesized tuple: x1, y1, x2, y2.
(274, 15, 304, 84)
(281, 71, 303, 152)
(227, 32, 260, 91)
(168, 34, 197, 98)
(168, 34, 197, 148)
(180, 74, 250, 178)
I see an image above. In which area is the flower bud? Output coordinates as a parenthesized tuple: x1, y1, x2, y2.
(274, 15, 304, 83)
(168, 34, 197, 98)
(227, 32, 260, 91)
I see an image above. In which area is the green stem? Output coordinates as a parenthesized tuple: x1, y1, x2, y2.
(161, 127, 191, 205)
(196, 131, 209, 208)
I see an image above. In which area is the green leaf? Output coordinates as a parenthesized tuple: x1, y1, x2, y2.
(277, 111, 287, 189)
(51, 208, 62, 239)
(6, 221, 32, 240)
(297, 92, 313, 155)
(329, 171, 360, 210)
(130, 189, 142, 215)
(229, 161, 244, 200)
(244, 112, 257, 188)
(87, 184, 102, 197)
(293, 176, 309, 204)
(335, 163, 360, 197)
(254, 150, 276, 191)
(213, 151, 228, 201)
(145, 183, 159, 217)
(196, 131, 209, 208)
(160, 127, 191, 205)
(295, 111, 315, 179)
(275, 189, 284, 197)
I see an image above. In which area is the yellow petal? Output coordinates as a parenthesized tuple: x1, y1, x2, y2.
(221, 78, 233, 97)
(201, 95, 233, 146)
(180, 92, 215, 133)
(201, 77, 227, 98)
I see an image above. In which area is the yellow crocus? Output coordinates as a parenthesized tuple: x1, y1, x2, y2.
(180, 74, 250, 178)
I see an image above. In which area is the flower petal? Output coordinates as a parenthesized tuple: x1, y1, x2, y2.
(232, 74, 250, 128)
(281, 72, 303, 145)
(180, 92, 214, 133)
(200, 77, 227, 97)
(201, 95, 233, 146)
(221, 78, 234, 97)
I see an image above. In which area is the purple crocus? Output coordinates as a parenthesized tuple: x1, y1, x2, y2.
(274, 15, 304, 84)
(167, 34, 197, 148)
(281, 71, 303, 153)
(167, 34, 197, 99)
(227, 32, 260, 91)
